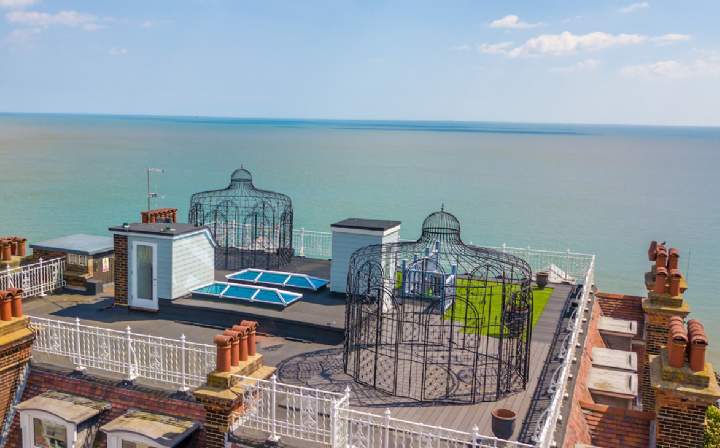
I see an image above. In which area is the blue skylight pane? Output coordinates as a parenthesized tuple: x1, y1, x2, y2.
(223, 285, 256, 299)
(232, 270, 262, 281)
(254, 289, 283, 303)
(193, 283, 226, 296)
(257, 272, 289, 285)
(307, 277, 330, 289)
(286, 276, 312, 289)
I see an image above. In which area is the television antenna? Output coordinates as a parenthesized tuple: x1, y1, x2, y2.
(146, 168, 165, 211)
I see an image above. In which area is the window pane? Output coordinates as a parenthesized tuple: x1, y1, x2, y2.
(33, 418, 67, 448)
(136, 245, 153, 299)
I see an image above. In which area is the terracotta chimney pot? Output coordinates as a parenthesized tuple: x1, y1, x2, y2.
(648, 240, 658, 261)
(668, 248, 680, 270)
(240, 320, 258, 356)
(669, 269, 682, 297)
(8, 288, 23, 318)
(667, 319, 688, 368)
(233, 325, 249, 361)
(0, 242, 11, 262)
(0, 291, 12, 321)
(654, 267, 668, 294)
(214, 334, 233, 373)
(687, 319, 708, 372)
(223, 329, 240, 367)
(656, 246, 668, 269)
(17, 238, 26, 257)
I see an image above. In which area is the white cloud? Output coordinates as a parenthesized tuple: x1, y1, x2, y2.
(478, 41, 513, 55)
(141, 20, 154, 28)
(3, 26, 40, 45)
(621, 57, 720, 79)
(619, 2, 649, 14)
(109, 47, 127, 56)
(506, 31, 646, 57)
(0, 0, 37, 9)
(450, 44, 471, 52)
(652, 33, 692, 45)
(6, 10, 103, 30)
(550, 58, 601, 73)
(489, 15, 542, 30)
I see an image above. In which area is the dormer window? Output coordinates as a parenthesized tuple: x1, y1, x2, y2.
(17, 391, 110, 448)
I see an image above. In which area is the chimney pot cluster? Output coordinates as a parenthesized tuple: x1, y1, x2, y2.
(666, 317, 708, 372)
(648, 241, 685, 297)
(141, 208, 178, 224)
(214, 320, 259, 372)
(0, 288, 23, 321)
(0, 236, 27, 261)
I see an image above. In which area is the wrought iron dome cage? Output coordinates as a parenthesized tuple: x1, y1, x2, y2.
(343, 209, 534, 404)
(189, 167, 293, 270)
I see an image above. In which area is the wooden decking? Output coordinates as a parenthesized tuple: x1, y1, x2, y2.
(275, 283, 573, 442)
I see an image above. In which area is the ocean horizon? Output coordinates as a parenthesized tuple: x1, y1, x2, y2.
(1, 112, 719, 361)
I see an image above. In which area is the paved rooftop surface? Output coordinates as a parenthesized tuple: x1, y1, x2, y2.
(331, 218, 402, 231)
(24, 256, 576, 444)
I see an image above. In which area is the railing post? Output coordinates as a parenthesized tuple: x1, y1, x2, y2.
(125, 325, 135, 381)
(74, 317, 85, 372)
(383, 408, 391, 448)
(471, 425, 479, 448)
(300, 227, 305, 257)
(268, 374, 280, 443)
(330, 398, 338, 448)
(38, 258, 46, 297)
(179, 334, 189, 392)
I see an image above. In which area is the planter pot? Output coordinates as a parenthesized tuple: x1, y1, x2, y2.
(536, 272, 549, 289)
(491, 408, 516, 440)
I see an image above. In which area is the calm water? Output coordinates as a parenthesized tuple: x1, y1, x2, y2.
(1, 114, 719, 360)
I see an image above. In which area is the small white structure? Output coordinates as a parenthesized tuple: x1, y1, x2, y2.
(330, 218, 400, 294)
(110, 223, 216, 311)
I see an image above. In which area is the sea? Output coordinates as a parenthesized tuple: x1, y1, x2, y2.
(1, 113, 719, 361)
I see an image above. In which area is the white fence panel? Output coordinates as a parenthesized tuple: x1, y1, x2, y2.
(230, 376, 533, 448)
(293, 228, 333, 259)
(28, 316, 215, 390)
(0, 257, 65, 297)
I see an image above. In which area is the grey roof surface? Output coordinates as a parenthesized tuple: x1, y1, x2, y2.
(109, 222, 206, 237)
(17, 391, 110, 424)
(331, 218, 401, 231)
(101, 409, 198, 447)
(31, 234, 113, 256)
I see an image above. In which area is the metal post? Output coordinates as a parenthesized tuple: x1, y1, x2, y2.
(383, 408, 391, 448)
(125, 326, 136, 381)
(38, 258, 46, 297)
(268, 374, 280, 443)
(74, 317, 85, 372)
(179, 334, 189, 392)
(300, 227, 305, 257)
(330, 398, 338, 448)
(471, 425, 480, 448)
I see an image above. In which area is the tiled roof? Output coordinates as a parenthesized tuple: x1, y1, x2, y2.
(580, 401, 654, 448)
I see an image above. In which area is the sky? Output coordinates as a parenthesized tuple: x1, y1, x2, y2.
(1, 0, 719, 126)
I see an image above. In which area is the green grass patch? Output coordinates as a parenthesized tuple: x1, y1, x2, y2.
(443, 279, 553, 337)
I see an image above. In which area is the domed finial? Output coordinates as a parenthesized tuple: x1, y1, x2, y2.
(441, 203, 445, 212)
(230, 167, 253, 184)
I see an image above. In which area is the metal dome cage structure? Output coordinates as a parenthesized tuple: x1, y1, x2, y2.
(343, 209, 534, 404)
(189, 167, 293, 270)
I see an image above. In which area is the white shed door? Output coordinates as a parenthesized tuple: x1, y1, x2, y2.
(130, 241, 158, 310)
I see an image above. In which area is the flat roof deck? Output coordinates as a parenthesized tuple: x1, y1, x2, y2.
(23, 256, 576, 444)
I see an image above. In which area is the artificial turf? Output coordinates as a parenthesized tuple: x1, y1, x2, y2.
(443, 280, 554, 337)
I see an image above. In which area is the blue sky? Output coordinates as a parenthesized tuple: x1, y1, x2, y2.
(1, 0, 719, 126)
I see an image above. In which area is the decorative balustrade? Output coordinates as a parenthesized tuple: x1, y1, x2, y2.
(0, 257, 65, 298)
(232, 375, 534, 448)
(28, 316, 215, 390)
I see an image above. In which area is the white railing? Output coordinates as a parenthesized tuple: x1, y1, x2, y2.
(28, 316, 215, 390)
(0, 257, 65, 297)
(290, 228, 593, 280)
(533, 255, 595, 447)
(231, 375, 533, 448)
(293, 228, 332, 259)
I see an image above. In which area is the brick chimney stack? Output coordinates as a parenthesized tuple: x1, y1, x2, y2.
(141, 207, 178, 224)
(650, 317, 720, 448)
(194, 320, 275, 448)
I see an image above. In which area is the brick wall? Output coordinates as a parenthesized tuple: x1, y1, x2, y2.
(0, 323, 34, 435)
(28, 249, 65, 262)
(595, 292, 645, 334)
(113, 234, 128, 306)
(5, 367, 206, 447)
(655, 388, 708, 448)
